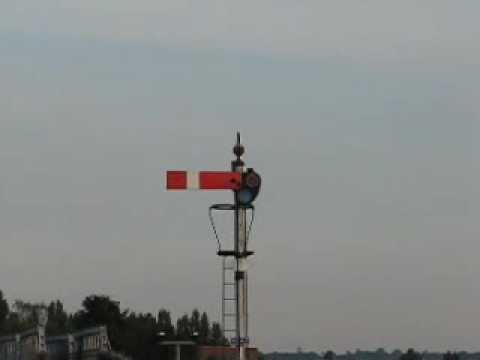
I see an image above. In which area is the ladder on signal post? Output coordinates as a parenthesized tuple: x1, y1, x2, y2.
(221, 256, 237, 338)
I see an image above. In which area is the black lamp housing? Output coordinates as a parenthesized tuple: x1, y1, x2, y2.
(236, 168, 261, 206)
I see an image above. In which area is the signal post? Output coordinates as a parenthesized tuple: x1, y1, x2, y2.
(233, 136, 248, 360)
(166, 133, 261, 360)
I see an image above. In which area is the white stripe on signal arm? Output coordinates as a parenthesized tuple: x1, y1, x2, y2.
(187, 171, 200, 189)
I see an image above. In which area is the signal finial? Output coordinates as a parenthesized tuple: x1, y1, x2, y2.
(233, 132, 245, 158)
(232, 132, 245, 168)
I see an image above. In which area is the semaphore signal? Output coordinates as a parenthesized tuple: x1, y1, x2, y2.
(166, 133, 261, 360)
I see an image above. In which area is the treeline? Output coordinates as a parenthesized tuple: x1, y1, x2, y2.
(0, 290, 227, 360)
(267, 349, 478, 360)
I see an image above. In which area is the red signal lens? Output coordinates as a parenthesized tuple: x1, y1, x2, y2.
(246, 173, 260, 188)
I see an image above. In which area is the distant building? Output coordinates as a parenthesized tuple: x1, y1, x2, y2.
(0, 326, 47, 360)
(0, 326, 111, 360)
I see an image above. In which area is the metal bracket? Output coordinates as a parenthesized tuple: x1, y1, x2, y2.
(208, 203, 256, 254)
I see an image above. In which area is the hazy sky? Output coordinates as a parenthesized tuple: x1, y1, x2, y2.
(1, 0, 479, 354)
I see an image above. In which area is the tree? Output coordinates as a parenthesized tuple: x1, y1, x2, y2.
(210, 322, 227, 346)
(72, 295, 128, 350)
(13, 300, 37, 325)
(190, 309, 201, 335)
(157, 309, 174, 339)
(443, 352, 460, 360)
(376, 349, 387, 356)
(400, 349, 421, 360)
(73, 295, 123, 326)
(176, 314, 191, 340)
(392, 350, 403, 359)
(324, 351, 335, 360)
(7, 300, 46, 332)
(122, 312, 157, 360)
(46, 300, 69, 335)
(199, 312, 210, 345)
(0, 290, 9, 332)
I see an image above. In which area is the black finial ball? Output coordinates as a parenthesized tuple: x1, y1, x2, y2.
(233, 143, 245, 157)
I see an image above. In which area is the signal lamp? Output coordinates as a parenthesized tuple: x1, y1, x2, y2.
(237, 168, 261, 206)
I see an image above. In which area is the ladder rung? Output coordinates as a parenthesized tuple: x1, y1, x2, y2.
(223, 282, 235, 286)
(218, 250, 254, 257)
(224, 329, 236, 333)
(223, 298, 236, 301)
(224, 313, 236, 317)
